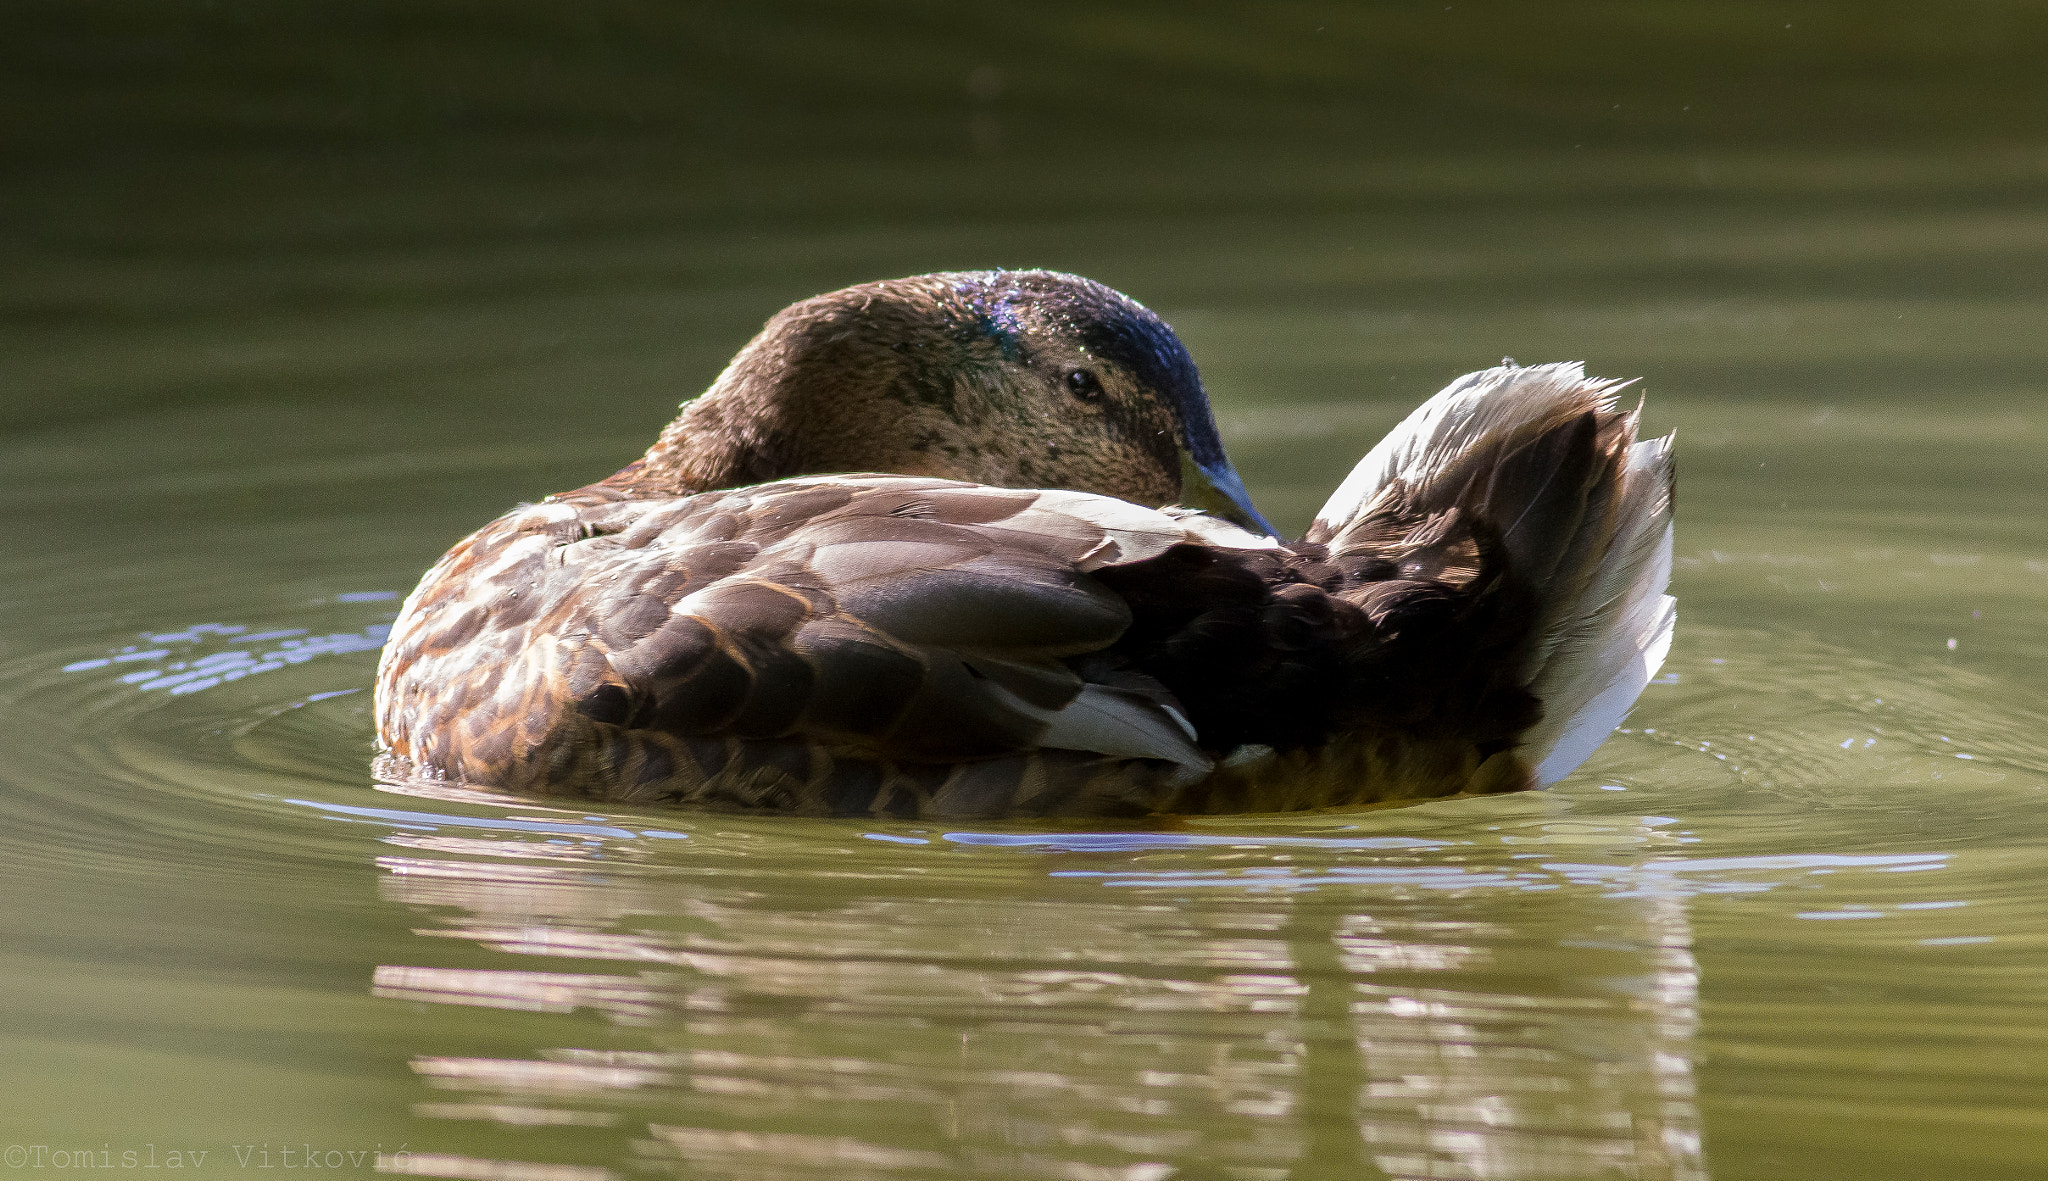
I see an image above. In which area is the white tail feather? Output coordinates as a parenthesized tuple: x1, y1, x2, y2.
(1315, 362, 1636, 531)
(1319, 362, 1676, 785)
(1524, 434, 1676, 782)
(1534, 573, 1675, 784)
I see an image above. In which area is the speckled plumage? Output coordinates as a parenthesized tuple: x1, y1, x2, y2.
(374, 272, 1674, 817)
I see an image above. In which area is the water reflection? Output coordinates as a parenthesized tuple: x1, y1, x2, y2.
(64, 616, 394, 697)
(34, 598, 2014, 1181)
(27, 602, 2029, 1179)
(354, 804, 1731, 1180)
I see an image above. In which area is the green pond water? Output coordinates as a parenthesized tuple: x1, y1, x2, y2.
(6, 6, 2048, 1180)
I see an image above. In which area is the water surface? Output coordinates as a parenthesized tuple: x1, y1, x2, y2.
(6, 8, 2048, 1180)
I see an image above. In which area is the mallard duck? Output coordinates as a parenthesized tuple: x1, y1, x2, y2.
(374, 270, 1673, 818)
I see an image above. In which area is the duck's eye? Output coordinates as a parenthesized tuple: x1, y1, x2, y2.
(1065, 368, 1104, 402)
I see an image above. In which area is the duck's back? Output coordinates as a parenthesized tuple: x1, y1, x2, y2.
(377, 483, 1549, 817)
(375, 476, 1276, 815)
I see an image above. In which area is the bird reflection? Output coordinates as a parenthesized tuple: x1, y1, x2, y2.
(366, 813, 1707, 1180)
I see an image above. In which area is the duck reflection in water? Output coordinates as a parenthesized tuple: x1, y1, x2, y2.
(375, 271, 1673, 819)
(369, 817, 1706, 1180)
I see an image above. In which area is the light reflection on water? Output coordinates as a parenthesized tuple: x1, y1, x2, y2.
(275, 785, 1962, 1181)
(61, 614, 394, 698)
(355, 802, 1714, 1181)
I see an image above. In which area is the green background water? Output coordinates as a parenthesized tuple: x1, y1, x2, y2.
(5, 4, 2046, 1178)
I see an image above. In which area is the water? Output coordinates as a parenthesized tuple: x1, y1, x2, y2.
(8, 6, 2048, 1179)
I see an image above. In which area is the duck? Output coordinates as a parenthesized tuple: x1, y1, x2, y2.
(373, 270, 1673, 818)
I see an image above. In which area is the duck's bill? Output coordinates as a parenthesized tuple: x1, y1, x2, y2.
(1178, 450, 1278, 538)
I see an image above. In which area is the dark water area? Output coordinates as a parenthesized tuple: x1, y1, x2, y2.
(5, 5, 2047, 1179)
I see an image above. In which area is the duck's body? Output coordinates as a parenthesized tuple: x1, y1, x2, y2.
(375, 272, 1673, 817)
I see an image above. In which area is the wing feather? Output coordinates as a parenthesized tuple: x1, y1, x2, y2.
(397, 477, 1234, 780)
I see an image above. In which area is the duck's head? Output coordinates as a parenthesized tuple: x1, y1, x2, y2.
(618, 270, 1274, 535)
